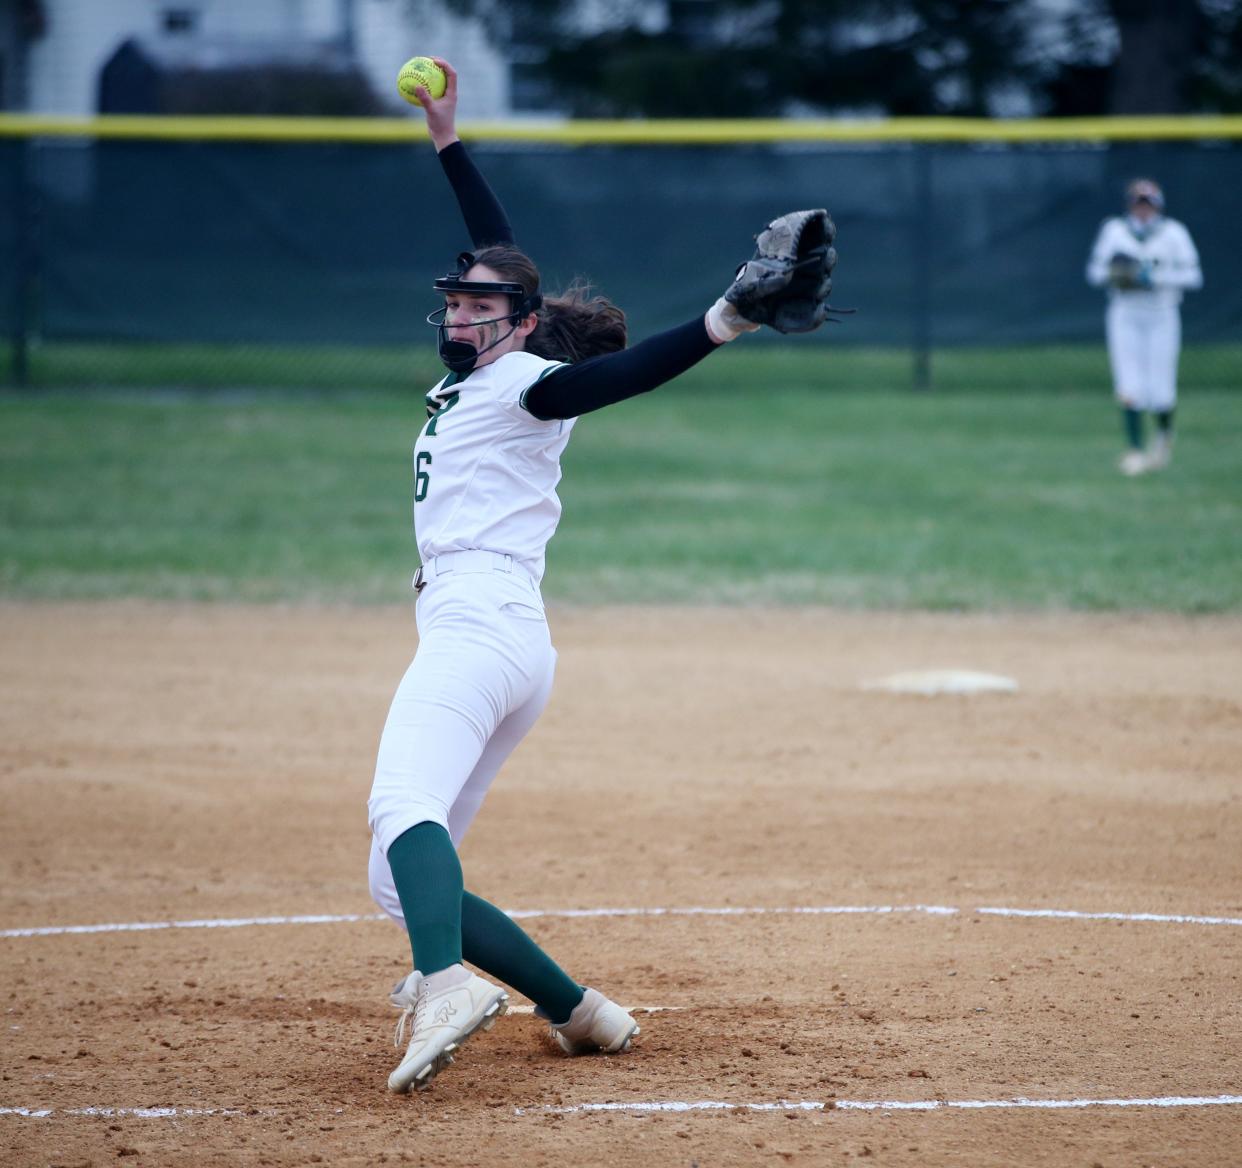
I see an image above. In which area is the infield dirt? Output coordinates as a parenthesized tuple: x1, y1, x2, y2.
(2, 603, 1240, 1166)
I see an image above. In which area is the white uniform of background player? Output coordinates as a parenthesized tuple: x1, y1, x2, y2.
(1086, 178, 1202, 475)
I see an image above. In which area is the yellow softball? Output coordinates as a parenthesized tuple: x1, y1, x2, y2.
(397, 57, 446, 106)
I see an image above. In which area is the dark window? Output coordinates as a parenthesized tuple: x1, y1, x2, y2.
(162, 9, 198, 34)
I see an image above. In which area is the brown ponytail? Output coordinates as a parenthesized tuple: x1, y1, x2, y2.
(529, 282, 627, 363)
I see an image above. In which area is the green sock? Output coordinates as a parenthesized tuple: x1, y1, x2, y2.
(461, 891, 584, 1025)
(386, 822, 463, 976)
(1121, 407, 1143, 450)
(1155, 409, 1174, 435)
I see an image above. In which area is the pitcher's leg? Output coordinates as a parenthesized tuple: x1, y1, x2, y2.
(367, 633, 505, 977)
(447, 649, 557, 845)
(368, 577, 554, 965)
(368, 576, 565, 1090)
(460, 891, 638, 1055)
(370, 639, 515, 1094)
(368, 835, 403, 927)
(385, 822, 464, 975)
(368, 684, 480, 854)
(370, 658, 578, 1012)
(368, 647, 557, 926)
(460, 890, 583, 1023)
(371, 849, 584, 1020)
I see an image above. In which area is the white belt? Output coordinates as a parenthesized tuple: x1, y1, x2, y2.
(413, 550, 519, 593)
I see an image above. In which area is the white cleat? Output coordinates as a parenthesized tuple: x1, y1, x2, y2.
(1118, 449, 1148, 476)
(547, 988, 640, 1056)
(1146, 432, 1173, 470)
(387, 964, 508, 1094)
(390, 969, 422, 1012)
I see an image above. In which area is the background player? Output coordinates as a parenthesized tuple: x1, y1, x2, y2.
(1086, 178, 1202, 476)
(365, 58, 829, 1094)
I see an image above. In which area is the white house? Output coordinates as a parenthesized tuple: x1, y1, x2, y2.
(1, 0, 513, 118)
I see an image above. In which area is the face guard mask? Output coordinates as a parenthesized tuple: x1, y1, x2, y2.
(427, 252, 543, 374)
(1128, 182, 1164, 212)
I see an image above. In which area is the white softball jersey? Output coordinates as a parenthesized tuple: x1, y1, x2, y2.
(1086, 216, 1202, 411)
(1085, 215, 1203, 307)
(413, 350, 575, 585)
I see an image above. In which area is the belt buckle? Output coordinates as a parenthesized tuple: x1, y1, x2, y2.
(413, 566, 426, 593)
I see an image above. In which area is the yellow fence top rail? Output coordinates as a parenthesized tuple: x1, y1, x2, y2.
(1, 113, 1241, 144)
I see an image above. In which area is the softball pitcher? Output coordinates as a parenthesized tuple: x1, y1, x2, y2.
(364, 59, 840, 1094)
(1086, 178, 1202, 476)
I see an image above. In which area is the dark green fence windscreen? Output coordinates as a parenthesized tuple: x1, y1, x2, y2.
(2, 135, 1240, 381)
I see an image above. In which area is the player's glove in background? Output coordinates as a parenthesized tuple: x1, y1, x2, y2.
(1107, 252, 1153, 291)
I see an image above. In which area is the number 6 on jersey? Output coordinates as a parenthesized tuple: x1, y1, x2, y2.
(414, 450, 432, 502)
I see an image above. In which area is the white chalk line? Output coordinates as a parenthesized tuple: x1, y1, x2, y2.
(976, 907, 1242, 925)
(0, 912, 384, 938)
(5, 902, 1242, 939)
(515, 1093, 1242, 1117)
(511, 1093, 1242, 1123)
(9, 1094, 1241, 1122)
(0, 1106, 253, 1119)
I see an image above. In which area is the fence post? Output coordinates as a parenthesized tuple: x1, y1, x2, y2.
(911, 143, 932, 390)
(9, 137, 34, 388)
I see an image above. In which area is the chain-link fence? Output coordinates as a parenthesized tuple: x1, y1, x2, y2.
(2, 122, 1240, 389)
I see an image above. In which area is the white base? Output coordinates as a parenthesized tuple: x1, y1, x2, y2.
(862, 669, 1018, 695)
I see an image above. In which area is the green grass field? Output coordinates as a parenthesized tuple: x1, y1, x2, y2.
(5, 339, 1242, 393)
(2, 346, 1240, 610)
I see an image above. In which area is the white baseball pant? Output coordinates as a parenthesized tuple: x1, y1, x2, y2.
(366, 554, 556, 928)
(1106, 299, 1182, 412)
